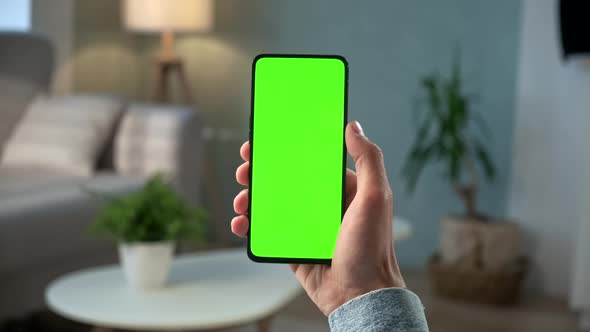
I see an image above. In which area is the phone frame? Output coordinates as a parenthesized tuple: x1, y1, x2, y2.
(247, 53, 349, 264)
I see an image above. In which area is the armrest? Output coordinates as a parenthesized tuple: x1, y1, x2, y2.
(114, 103, 204, 206)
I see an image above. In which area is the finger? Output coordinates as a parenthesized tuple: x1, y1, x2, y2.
(345, 121, 391, 196)
(345, 169, 357, 207)
(240, 141, 251, 162)
(233, 189, 249, 214)
(236, 162, 250, 186)
(231, 215, 250, 237)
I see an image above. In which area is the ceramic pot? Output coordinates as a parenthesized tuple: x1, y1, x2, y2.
(118, 241, 174, 290)
(440, 216, 520, 270)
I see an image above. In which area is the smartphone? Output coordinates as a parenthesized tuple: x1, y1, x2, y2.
(248, 54, 348, 264)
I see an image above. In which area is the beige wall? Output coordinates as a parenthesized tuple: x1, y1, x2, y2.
(31, 0, 74, 95)
(32, 0, 261, 125)
(69, 0, 261, 128)
(71, 0, 144, 100)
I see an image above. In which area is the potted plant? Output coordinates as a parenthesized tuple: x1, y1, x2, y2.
(402, 57, 526, 304)
(92, 174, 206, 290)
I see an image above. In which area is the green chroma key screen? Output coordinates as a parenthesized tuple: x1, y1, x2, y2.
(249, 54, 348, 263)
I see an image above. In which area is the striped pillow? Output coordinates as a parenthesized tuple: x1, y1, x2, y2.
(0, 96, 124, 176)
(114, 104, 196, 176)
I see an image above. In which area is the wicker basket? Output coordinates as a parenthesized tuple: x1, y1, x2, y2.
(428, 254, 528, 305)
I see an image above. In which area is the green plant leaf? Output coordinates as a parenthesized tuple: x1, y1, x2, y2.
(401, 51, 496, 197)
(473, 140, 496, 180)
(421, 74, 443, 119)
(90, 174, 208, 243)
(402, 140, 438, 193)
(448, 139, 464, 181)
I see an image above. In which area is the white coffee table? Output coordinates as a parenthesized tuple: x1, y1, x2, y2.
(46, 219, 413, 331)
(46, 248, 302, 332)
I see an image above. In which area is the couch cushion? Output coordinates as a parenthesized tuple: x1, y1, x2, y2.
(0, 168, 145, 217)
(114, 104, 195, 176)
(0, 170, 146, 272)
(0, 95, 124, 176)
(0, 33, 54, 151)
(0, 80, 39, 151)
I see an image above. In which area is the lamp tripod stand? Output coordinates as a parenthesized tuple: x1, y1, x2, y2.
(152, 32, 194, 104)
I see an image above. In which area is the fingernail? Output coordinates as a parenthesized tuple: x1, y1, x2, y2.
(352, 121, 365, 137)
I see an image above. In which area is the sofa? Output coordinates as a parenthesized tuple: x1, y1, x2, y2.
(0, 33, 203, 319)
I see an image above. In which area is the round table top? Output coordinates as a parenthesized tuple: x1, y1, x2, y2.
(46, 249, 301, 331)
(46, 218, 412, 330)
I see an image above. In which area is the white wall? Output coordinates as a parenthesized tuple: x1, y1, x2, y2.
(510, 0, 590, 299)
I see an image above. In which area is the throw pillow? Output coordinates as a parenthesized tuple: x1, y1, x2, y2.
(0, 80, 41, 154)
(0, 95, 124, 176)
(114, 103, 196, 176)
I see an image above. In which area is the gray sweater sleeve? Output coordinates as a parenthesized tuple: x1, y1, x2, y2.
(328, 288, 429, 332)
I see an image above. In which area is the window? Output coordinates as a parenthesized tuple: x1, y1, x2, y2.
(0, 0, 31, 31)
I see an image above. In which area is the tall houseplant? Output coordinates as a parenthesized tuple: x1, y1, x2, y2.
(92, 174, 207, 290)
(402, 58, 495, 219)
(402, 57, 526, 305)
(403, 57, 520, 271)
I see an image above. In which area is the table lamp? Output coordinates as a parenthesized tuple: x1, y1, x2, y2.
(124, 0, 213, 103)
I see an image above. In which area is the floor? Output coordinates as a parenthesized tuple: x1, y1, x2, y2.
(0, 272, 580, 332)
(223, 271, 581, 332)
(405, 271, 580, 332)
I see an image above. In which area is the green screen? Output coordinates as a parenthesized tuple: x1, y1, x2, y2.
(250, 55, 347, 260)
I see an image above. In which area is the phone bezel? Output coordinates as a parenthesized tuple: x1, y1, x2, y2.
(247, 53, 349, 265)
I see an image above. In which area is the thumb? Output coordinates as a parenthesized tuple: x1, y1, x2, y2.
(345, 121, 390, 195)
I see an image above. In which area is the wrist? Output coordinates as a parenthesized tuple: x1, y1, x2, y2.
(325, 279, 406, 316)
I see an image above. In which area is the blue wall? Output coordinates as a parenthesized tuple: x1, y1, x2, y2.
(219, 0, 523, 266)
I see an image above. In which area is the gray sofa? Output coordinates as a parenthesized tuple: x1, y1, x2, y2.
(0, 33, 203, 319)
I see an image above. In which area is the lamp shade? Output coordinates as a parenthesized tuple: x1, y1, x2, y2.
(124, 0, 212, 33)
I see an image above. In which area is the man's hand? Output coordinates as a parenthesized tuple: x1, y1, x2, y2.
(231, 121, 405, 316)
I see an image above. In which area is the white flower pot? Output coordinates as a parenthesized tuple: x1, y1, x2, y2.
(118, 241, 174, 290)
